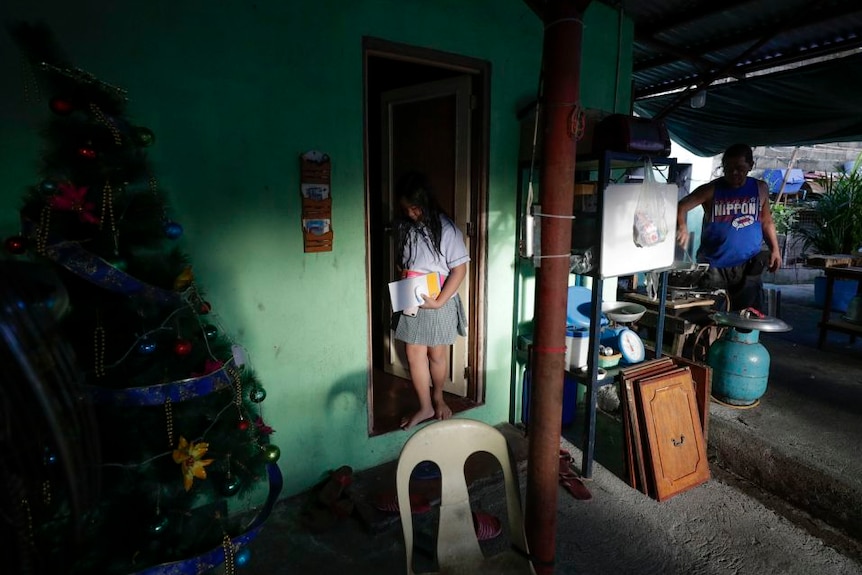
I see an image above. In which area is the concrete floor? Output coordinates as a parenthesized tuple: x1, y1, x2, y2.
(236, 280, 862, 575)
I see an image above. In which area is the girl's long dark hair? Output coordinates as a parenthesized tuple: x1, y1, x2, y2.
(394, 171, 446, 269)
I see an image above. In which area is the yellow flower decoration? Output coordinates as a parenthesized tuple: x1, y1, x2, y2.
(172, 436, 215, 491)
(173, 265, 194, 291)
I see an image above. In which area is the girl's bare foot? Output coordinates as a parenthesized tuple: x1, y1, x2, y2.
(400, 406, 435, 430)
(434, 399, 452, 420)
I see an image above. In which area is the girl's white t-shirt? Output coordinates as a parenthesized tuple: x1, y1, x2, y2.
(403, 215, 470, 276)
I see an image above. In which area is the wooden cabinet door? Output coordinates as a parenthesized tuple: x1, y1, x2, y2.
(636, 367, 710, 501)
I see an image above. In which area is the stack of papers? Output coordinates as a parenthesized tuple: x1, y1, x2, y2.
(388, 273, 442, 312)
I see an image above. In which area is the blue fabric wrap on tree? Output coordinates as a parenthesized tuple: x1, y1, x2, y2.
(131, 463, 283, 575)
(45, 241, 184, 305)
(86, 358, 238, 406)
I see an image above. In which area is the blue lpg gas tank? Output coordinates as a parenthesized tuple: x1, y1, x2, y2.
(708, 328, 770, 406)
(707, 311, 791, 406)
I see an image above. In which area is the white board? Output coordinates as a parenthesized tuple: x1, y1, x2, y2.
(600, 183, 677, 278)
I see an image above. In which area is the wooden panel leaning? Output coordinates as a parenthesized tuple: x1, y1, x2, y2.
(636, 366, 711, 502)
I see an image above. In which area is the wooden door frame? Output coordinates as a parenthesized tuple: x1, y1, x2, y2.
(362, 37, 491, 435)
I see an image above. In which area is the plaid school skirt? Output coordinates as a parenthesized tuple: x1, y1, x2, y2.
(393, 294, 467, 346)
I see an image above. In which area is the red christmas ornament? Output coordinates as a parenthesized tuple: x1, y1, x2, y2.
(4, 235, 27, 255)
(173, 339, 193, 356)
(78, 146, 97, 159)
(198, 301, 212, 315)
(237, 418, 250, 431)
(49, 97, 74, 115)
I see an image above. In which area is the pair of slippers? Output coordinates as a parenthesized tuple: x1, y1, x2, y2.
(559, 449, 592, 501)
(301, 465, 355, 533)
(372, 491, 502, 541)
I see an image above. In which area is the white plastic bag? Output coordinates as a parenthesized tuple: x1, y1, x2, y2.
(633, 158, 668, 247)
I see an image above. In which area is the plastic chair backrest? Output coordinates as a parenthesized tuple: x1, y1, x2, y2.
(396, 419, 533, 574)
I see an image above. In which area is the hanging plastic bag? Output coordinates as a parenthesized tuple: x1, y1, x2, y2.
(633, 157, 668, 247)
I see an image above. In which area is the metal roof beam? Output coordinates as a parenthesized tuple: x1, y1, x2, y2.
(634, 5, 862, 74)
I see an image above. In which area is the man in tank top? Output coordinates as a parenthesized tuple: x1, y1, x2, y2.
(676, 143, 782, 311)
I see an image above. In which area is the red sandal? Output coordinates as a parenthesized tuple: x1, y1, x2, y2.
(559, 472, 592, 501)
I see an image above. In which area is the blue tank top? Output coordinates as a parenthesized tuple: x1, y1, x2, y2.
(697, 177, 763, 269)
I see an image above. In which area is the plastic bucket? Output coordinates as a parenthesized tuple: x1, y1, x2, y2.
(814, 276, 859, 313)
(521, 369, 578, 427)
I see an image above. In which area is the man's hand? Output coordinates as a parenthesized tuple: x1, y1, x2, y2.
(676, 222, 689, 249)
(768, 251, 782, 273)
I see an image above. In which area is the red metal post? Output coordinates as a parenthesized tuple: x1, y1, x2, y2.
(525, 1, 591, 573)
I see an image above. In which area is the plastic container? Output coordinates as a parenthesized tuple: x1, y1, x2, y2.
(565, 328, 589, 370)
(598, 353, 621, 368)
(521, 368, 578, 427)
(814, 276, 859, 313)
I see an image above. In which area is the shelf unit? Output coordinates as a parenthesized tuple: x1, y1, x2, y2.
(514, 149, 690, 479)
(573, 150, 680, 478)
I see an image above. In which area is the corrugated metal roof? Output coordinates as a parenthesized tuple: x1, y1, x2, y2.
(526, 0, 862, 152)
(608, 0, 862, 100)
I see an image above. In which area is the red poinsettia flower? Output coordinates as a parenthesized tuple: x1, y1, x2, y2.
(190, 358, 224, 378)
(50, 182, 100, 224)
(255, 416, 274, 435)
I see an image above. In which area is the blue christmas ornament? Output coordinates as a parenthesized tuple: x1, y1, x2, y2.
(204, 324, 218, 340)
(39, 179, 58, 193)
(43, 447, 58, 466)
(236, 547, 251, 567)
(164, 221, 184, 239)
(149, 514, 170, 537)
(138, 339, 157, 355)
(249, 387, 267, 403)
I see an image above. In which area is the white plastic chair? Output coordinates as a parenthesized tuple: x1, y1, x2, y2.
(396, 419, 535, 575)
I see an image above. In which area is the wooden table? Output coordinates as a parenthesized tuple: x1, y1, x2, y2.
(624, 293, 719, 357)
(817, 266, 862, 348)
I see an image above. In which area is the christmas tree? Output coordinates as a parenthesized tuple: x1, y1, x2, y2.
(4, 23, 281, 574)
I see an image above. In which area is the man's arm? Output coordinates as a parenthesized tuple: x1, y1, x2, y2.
(758, 180, 782, 272)
(676, 182, 714, 250)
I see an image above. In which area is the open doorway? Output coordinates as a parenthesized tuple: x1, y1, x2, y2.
(363, 38, 489, 436)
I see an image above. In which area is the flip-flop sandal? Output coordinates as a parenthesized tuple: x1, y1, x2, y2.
(472, 511, 502, 541)
(559, 473, 592, 501)
(559, 449, 575, 475)
(372, 491, 431, 514)
(318, 465, 353, 506)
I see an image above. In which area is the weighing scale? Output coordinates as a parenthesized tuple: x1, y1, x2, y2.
(600, 301, 647, 365)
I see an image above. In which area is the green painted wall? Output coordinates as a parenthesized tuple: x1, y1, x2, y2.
(0, 0, 632, 497)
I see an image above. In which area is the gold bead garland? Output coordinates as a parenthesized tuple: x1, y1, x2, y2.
(39, 62, 128, 102)
(100, 181, 119, 254)
(90, 102, 123, 146)
(42, 479, 51, 506)
(36, 203, 51, 255)
(148, 171, 170, 223)
(94, 316, 105, 379)
(226, 364, 244, 415)
(222, 533, 236, 575)
(165, 398, 174, 448)
(21, 497, 34, 549)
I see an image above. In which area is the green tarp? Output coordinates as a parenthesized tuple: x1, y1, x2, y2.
(634, 52, 862, 157)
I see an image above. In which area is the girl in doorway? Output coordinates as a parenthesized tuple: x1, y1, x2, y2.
(392, 172, 469, 430)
